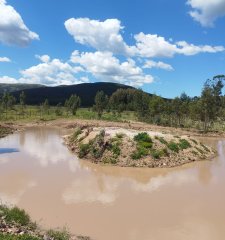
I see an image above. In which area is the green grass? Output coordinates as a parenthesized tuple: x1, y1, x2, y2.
(70, 128, 82, 143)
(0, 206, 31, 226)
(0, 234, 41, 240)
(47, 228, 70, 240)
(0, 106, 137, 123)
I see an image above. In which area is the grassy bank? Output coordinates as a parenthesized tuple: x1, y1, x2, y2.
(0, 205, 90, 240)
(0, 105, 137, 123)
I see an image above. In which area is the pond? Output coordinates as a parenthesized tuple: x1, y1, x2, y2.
(0, 127, 225, 240)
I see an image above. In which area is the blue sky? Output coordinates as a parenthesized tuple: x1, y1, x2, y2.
(0, 0, 225, 98)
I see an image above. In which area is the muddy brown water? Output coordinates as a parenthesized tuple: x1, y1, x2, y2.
(0, 127, 225, 240)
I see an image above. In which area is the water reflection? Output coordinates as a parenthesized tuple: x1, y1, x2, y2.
(0, 148, 19, 154)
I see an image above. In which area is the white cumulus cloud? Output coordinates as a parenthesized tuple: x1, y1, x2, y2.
(134, 32, 224, 58)
(0, 0, 39, 46)
(65, 18, 135, 56)
(0, 56, 11, 62)
(143, 60, 174, 71)
(187, 0, 225, 27)
(19, 57, 87, 86)
(0, 76, 17, 83)
(71, 51, 154, 87)
(35, 54, 50, 63)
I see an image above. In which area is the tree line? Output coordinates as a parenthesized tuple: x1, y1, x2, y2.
(0, 75, 224, 132)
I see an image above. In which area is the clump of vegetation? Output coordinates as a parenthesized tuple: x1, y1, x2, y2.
(78, 143, 90, 158)
(0, 206, 31, 226)
(179, 139, 191, 150)
(167, 141, 180, 153)
(69, 127, 82, 143)
(134, 132, 152, 143)
(47, 228, 70, 240)
(115, 133, 125, 139)
(0, 234, 40, 240)
(191, 150, 198, 155)
(131, 146, 148, 160)
(151, 149, 164, 159)
(131, 132, 153, 160)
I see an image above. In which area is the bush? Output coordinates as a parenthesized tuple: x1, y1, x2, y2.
(78, 144, 90, 158)
(131, 146, 148, 160)
(167, 141, 179, 153)
(179, 139, 191, 150)
(151, 149, 163, 159)
(134, 132, 152, 143)
(111, 143, 121, 157)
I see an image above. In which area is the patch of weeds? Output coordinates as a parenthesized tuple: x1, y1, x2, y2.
(111, 143, 121, 157)
(155, 136, 168, 145)
(0, 206, 31, 226)
(0, 233, 41, 240)
(179, 139, 191, 150)
(167, 141, 180, 153)
(174, 135, 180, 139)
(151, 149, 164, 159)
(78, 143, 90, 158)
(70, 128, 82, 142)
(47, 228, 70, 240)
(110, 158, 118, 164)
(131, 146, 149, 160)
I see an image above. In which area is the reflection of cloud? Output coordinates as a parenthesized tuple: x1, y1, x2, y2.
(62, 169, 198, 205)
(18, 129, 81, 171)
(0, 181, 36, 205)
(63, 175, 120, 204)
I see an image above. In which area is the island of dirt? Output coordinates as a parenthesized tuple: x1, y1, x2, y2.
(65, 126, 216, 168)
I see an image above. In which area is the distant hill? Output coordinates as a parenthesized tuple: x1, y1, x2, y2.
(11, 82, 134, 107)
(0, 83, 43, 95)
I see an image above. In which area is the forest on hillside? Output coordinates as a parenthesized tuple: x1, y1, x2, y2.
(0, 75, 224, 132)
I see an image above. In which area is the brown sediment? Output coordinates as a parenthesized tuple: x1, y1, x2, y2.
(0, 124, 16, 138)
(65, 126, 216, 168)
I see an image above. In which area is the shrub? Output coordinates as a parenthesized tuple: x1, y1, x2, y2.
(131, 146, 148, 160)
(78, 144, 90, 158)
(134, 132, 152, 143)
(167, 141, 179, 153)
(179, 139, 191, 150)
(115, 133, 125, 139)
(151, 149, 164, 159)
(111, 143, 121, 157)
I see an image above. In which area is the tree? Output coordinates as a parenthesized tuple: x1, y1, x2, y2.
(55, 103, 63, 116)
(94, 91, 108, 118)
(65, 94, 81, 115)
(199, 76, 224, 131)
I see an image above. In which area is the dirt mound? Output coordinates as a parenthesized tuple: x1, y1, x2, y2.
(65, 127, 216, 168)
